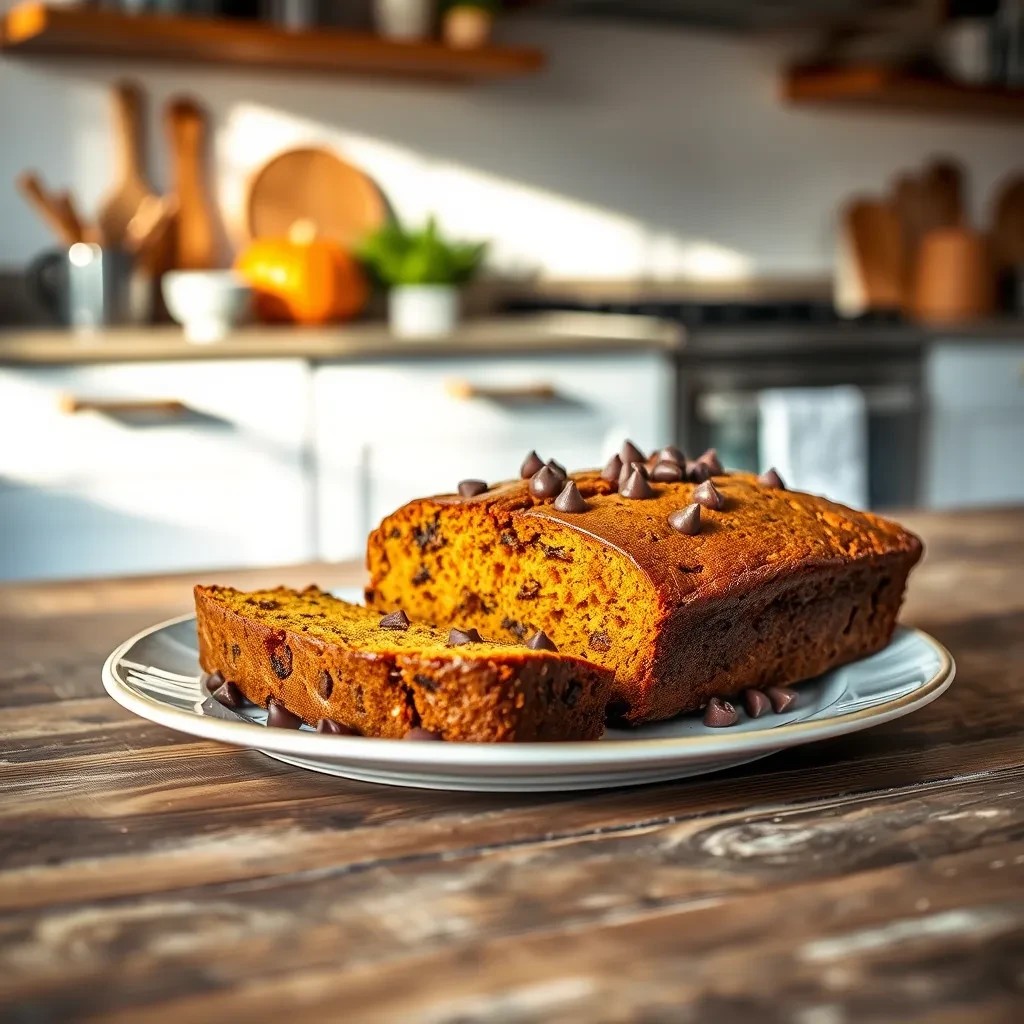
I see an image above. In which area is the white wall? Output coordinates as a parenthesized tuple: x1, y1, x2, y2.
(3, 8, 1024, 280)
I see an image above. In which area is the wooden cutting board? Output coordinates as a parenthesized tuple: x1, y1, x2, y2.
(838, 198, 907, 314)
(165, 98, 219, 270)
(246, 147, 387, 246)
(97, 82, 158, 249)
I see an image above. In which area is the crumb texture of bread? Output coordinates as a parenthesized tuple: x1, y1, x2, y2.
(365, 470, 923, 723)
(194, 585, 612, 742)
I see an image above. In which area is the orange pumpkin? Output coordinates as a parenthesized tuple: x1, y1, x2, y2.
(235, 223, 368, 325)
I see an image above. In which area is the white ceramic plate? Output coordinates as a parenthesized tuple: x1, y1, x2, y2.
(102, 593, 954, 792)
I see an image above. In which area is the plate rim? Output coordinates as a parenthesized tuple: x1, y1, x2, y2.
(102, 614, 955, 769)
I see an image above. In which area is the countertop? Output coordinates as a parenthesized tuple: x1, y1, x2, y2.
(1, 507, 1022, 1022)
(2, 313, 1023, 366)
(0, 313, 681, 366)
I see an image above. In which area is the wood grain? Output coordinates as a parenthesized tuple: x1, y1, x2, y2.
(1, 508, 1023, 1022)
(1, 4, 545, 83)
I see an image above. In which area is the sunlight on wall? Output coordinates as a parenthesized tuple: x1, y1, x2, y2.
(221, 103, 752, 281)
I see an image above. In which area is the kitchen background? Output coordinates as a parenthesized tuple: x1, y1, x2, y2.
(2, 0, 1024, 581)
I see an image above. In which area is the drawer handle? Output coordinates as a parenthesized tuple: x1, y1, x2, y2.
(59, 395, 191, 418)
(445, 380, 561, 404)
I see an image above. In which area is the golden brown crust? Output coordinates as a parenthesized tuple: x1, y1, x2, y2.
(194, 585, 613, 742)
(365, 471, 923, 723)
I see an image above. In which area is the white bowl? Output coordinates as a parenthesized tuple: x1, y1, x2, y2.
(162, 270, 252, 344)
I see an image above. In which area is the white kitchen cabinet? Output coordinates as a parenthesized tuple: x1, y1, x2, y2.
(313, 351, 674, 559)
(0, 360, 314, 580)
(924, 342, 1024, 509)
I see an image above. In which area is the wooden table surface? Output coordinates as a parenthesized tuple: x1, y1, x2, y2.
(2, 508, 1023, 1023)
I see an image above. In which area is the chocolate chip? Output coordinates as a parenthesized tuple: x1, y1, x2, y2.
(553, 480, 589, 513)
(316, 718, 360, 735)
(703, 697, 738, 727)
(620, 467, 654, 500)
(403, 727, 443, 741)
(379, 610, 411, 630)
(668, 504, 701, 535)
(317, 670, 333, 700)
(448, 626, 482, 646)
(759, 467, 786, 489)
(687, 460, 712, 483)
(651, 460, 684, 482)
(529, 465, 563, 499)
(546, 459, 567, 479)
(266, 699, 302, 729)
(563, 680, 582, 708)
(520, 450, 544, 478)
(743, 689, 772, 718)
(458, 479, 488, 498)
(202, 670, 225, 695)
(526, 630, 558, 652)
(693, 480, 724, 511)
(618, 460, 648, 489)
(620, 439, 646, 465)
(269, 643, 293, 680)
(212, 681, 246, 709)
(698, 448, 724, 475)
(767, 686, 798, 713)
(658, 445, 687, 466)
(601, 453, 623, 484)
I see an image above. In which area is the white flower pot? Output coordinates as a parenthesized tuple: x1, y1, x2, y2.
(389, 285, 459, 339)
(374, 0, 435, 41)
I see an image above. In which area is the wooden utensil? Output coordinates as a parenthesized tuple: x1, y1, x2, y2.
(97, 81, 157, 248)
(246, 146, 387, 247)
(911, 226, 994, 324)
(923, 158, 965, 229)
(16, 172, 81, 246)
(991, 174, 1024, 269)
(125, 195, 177, 261)
(840, 197, 907, 313)
(165, 97, 219, 270)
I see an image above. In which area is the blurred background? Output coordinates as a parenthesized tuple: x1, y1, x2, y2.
(2, 0, 1023, 581)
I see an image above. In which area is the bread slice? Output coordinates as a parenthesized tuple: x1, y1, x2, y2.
(194, 585, 614, 742)
(365, 468, 922, 724)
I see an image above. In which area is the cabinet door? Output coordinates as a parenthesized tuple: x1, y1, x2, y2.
(925, 344, 1024, 509)
(314, 352, 673, 559)
(0, 360, 314, 580)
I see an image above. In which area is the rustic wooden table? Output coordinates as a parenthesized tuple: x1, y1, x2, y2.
(1, 509, 1023, 1023)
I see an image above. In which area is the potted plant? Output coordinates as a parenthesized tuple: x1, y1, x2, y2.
(359, 217, 486, 338)
(374, 0, 436, 42)
(442, 0, 498, 49)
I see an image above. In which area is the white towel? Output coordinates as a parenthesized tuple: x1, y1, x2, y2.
(757, 386, 868, 509)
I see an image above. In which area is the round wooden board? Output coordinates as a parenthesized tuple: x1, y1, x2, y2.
(246, 147, 388, 246)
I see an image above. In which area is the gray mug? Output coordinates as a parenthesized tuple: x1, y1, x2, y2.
(27, 244, 153, 330)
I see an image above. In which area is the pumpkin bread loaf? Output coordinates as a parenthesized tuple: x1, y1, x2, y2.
(194, 584, 613, 742)
(365, 455, 922, 725)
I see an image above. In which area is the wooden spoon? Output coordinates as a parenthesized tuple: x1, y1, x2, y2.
(16, 172, 81, 246)
(165, 97, 218, 270)
(97, 81, 157, 249)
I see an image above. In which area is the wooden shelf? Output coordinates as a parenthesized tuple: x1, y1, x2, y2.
(0, 3, 545, 82)
(784, 65, 1024, 120)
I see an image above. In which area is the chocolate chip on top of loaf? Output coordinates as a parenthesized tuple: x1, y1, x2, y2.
(194, 584, 614, 742)
(365, 442, 922, 725)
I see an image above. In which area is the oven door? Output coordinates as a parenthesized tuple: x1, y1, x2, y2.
(681, 354, 923, 509)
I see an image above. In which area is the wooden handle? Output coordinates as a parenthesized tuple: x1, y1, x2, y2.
(125, 195, 177, 257)
(113, 80, 145, 186)
(445, 380, 560, 403)
(17, 172, 80, 246)
(59, 395, 189, 417)
(166, 97, 217, 270)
